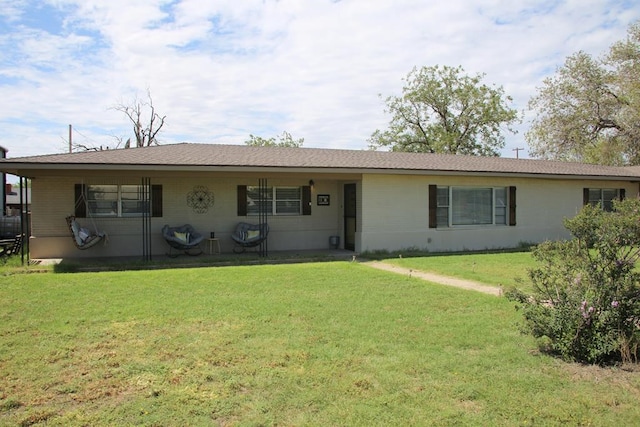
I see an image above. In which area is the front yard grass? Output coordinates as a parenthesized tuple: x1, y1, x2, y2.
(383, 250, 536, 291)
(1, 261, 639, 425)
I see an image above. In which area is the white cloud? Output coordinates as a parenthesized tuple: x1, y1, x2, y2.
(0, 0, 28, 22)
(0, 0, 638, 157)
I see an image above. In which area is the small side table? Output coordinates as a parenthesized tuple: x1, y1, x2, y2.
(207, 238, 221, 255)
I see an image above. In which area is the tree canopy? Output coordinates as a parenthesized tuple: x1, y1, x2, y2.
(527, 21, 640, 165)
(369, 65, 519, 156)
(244, 131, 304, 148)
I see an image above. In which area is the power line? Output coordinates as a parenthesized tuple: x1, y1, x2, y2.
(72, 127, 100, 146)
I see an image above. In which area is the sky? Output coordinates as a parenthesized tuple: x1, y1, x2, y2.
(0, 0, 638, 159)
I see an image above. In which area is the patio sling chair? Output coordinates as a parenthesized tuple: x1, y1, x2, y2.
(162, 224, 205, 257)
(66, 216, 107, 250)
(231, 222, 269, 253)
(0, 233, 24, 260)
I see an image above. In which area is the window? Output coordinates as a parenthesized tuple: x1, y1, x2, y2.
(246, 186, 304, 216)
(75, 184, 162, 218)
(435, 186, 509, 227)
(275, 187, 302, 215)
(585, 188, 622, 212)
(246, 186, 273, 216)
(436, 186, 449, 227)
(494, 187, 507, 225)
(87, 184, 118, 216)
(87, 184, 147, 217)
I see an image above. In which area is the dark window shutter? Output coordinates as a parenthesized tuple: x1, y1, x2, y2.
(74, 184, 86, 218)
(302, 186, 311, 215)
(237, 185, 247, 216)
(508, 186, 517, 226)
(583, 188, 590, 206)
(428, 185, 437, 228)
(620, 188, 626, 201)
(151, 185, 163, 217)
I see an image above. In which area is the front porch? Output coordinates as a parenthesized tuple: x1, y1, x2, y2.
(31, 248, 358, 272)
(26, 172, 362, 260)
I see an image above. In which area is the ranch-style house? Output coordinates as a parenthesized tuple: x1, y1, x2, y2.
(0, 143, 638, 260)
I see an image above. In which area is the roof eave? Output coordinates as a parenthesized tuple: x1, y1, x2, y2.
(2, 162, 639, 181)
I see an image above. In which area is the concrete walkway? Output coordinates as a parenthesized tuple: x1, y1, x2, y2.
(363, 261, 502, 296)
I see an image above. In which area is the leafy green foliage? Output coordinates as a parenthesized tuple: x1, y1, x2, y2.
(527, 20, 640, 165)
(507, 199, 640, 364)
(369, 65, 519, 156)
(245, 131, 304, 147)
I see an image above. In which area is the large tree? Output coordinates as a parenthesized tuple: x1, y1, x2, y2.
(369, 65, 519, 156)
(245, 131, 304, 148)
(73, 90, 167, 152)
(527, 21, 640, 165)
(114, 89, 167, 148)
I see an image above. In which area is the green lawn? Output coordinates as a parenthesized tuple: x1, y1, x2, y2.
(384, 251, 536, 290)
(1, 261, 639, 425)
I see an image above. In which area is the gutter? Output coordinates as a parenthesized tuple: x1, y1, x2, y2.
(1, 162, 639, 182)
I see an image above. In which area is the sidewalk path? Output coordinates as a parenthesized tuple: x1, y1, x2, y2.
(363, 261, 502, 296)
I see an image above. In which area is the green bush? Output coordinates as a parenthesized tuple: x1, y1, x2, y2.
(507, 199, 640, 365)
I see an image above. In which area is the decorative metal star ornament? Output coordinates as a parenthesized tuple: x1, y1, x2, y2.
(187, 185, 214, 214)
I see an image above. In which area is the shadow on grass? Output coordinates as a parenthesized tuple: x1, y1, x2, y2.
(5, 245, 535, 275)
(51, 250, 356, 273)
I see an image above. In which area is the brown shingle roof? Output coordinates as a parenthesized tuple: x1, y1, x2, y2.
(2, 142, 640, 179)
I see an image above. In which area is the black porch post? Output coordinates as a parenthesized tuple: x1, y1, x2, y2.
(0, 146, 6, 218)
(258, 178, 268, 257)
(20, 176, 29, 265)
(141, 177, 152, 261)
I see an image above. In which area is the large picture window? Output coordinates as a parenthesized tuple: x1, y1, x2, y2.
(436, 186, 508, 227)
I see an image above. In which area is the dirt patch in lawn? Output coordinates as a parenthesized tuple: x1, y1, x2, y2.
(363, 261, 502, 296)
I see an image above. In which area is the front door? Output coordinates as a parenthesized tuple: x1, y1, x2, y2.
(344, 183, 356, 251)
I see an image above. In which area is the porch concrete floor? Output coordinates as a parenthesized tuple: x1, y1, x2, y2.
(32, 249, 357, 271)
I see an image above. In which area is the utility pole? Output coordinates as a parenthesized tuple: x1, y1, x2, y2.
(513, 147, 524, 159)
(69, 124, 72, 153)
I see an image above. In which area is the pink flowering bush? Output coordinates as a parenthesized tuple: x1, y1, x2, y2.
(507, 199, 640, 365)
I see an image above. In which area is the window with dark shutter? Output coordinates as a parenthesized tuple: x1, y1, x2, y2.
(509, 186, 516, 226)
(240, 185, 309, 216)
(302, 186, 311, 215)
(428, 185, 437, 228)
(151, 185, 163, 217)
(432, 185, 509, 227)
(74, 184, 87, 218)
(584, 188, 624, 211)
(237, 185, 247, 216)
(76, 183, 162, 217)
(583, 188, 590, 206)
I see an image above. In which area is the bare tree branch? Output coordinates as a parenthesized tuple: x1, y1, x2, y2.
(113, 89, 167, 148)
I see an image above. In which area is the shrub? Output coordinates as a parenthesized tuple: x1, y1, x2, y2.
(507, 199, 640, 365)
